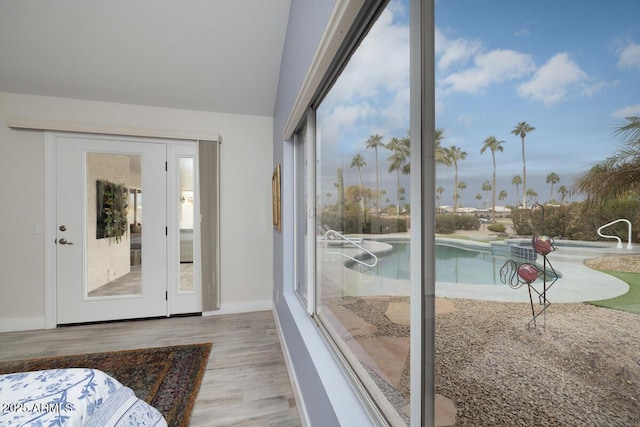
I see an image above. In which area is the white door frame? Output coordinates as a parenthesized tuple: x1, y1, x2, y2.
(44, 131, 200, 328)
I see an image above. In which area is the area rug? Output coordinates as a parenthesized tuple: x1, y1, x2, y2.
(0, 343, 211, 427)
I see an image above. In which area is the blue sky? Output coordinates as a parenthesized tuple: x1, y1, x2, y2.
(317, 0, 640, 208)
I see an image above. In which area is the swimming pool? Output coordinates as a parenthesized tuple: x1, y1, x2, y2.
(348, 241, 549, 285)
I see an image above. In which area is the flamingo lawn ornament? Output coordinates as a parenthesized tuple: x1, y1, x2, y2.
(500, 258, 558, 329)
(500, 203, 560, 330)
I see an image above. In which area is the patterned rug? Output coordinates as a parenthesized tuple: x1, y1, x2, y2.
(0, 343, 212, 427)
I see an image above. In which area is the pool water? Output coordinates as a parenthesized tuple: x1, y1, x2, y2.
(350, 242, 528, 285)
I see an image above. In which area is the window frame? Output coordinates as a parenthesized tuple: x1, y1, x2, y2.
(293, 111, 317, 315)
(287, 0, 435, 424)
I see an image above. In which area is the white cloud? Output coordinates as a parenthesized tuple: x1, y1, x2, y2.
(441, 49, 536, 94)
(437, 37, 482, 71)
(611, 103, 640, 119)
(580, 79, 618, 97)
(316, 4, 412, 154)
(617, 41, 640, 71)
(435, 27, 447, 56)
(317, 103, 375, 149)
(517, 53, 588, 105)
(327, 8, 409, 107)
(456, 112, 474, 125)
(381, 86, 411, 132)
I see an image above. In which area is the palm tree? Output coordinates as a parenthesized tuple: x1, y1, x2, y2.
(401, 132, 411, 175)
(557, 185, 569, 204)
(498, 190, 508, 203)
(444, 145, 467, 213)
(350, 153, 367, 210)
(457, 181, 467, 207)
(475, 193, 482, 208)
(482, 181, 492, 207)
(435, 128, 451, 166)
(335, 168, 345, 225)
(574, 117, 640, 207)
(545, 172, 560, 203)
(366, 134, 385, 211)
(526, 187, 538, 205)
(387, 137, 410, 217)
(436, 186, 444, 206)
(511, 122, 535, 208)
(480, 135, 505, 220)
(511, 175, 522, 208)
(346, 185, 373, 207)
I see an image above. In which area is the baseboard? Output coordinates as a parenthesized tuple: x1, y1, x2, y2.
(0, 316, 46, 333)
(272, 306, 311, 427)
(202, 299, 272, 316)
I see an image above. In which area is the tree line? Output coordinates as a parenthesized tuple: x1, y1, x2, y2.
(330, 116, 640, 225)
(337, 133, 410, 217)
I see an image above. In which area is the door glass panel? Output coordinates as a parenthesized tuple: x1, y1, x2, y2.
(179, 157, 195, 292)
(87, 152, 142, 297)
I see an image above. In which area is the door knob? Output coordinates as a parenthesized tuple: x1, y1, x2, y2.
(58, 238, 74, 245)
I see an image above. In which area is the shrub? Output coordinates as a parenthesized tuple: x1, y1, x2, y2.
(435, 215, 480, 234)
(320, 211, 407, 234)
(435, 215, 457, 234)
(370, 215, 408, 234)
(456, 215, 480, 230)
(487, 223, 506, 233)
(512, 200, 640, 242)
(511, 209, 533, 235)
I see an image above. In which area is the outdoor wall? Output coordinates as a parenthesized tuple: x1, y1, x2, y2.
(272, 0, 374, 425)
(0, 91, 274, 332)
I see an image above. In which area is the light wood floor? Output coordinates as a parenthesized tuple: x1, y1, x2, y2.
(0, 311, 302, 427)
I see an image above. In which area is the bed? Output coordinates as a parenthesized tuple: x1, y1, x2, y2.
(0, 368, 167, 426)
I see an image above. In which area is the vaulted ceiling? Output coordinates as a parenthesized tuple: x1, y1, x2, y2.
(0, 1, 291, 116)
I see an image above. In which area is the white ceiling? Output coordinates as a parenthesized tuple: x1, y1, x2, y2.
(0, 0, 291, 116)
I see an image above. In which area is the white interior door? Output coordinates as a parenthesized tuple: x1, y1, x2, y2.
(55, 134, 168, 324)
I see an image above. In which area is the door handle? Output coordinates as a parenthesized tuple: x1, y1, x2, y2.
(58, 238, 74, 245)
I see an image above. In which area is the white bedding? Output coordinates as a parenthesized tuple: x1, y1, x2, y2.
(0, 368, 167, 427)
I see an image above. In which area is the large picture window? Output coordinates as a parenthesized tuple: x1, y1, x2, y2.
(290, 0, 640, 425)
(295, 1, 414, 424)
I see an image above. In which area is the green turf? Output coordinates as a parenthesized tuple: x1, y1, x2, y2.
(587, 270, 640, 314)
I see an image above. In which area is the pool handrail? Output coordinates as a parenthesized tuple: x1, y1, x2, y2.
(597, 219, 633, 249)
(323, 229, 378, 268)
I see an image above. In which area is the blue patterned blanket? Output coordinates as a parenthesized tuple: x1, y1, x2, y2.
(0, 368, 166, 426)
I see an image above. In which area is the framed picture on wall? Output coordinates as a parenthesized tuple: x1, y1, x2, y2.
(272, 164, 281, 232)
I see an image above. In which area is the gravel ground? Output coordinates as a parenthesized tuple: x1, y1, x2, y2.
(584, 254, 640, 273)
(436, 299, 640, 426)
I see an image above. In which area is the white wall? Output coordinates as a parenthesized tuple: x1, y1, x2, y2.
(0, 92, 274, 332)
